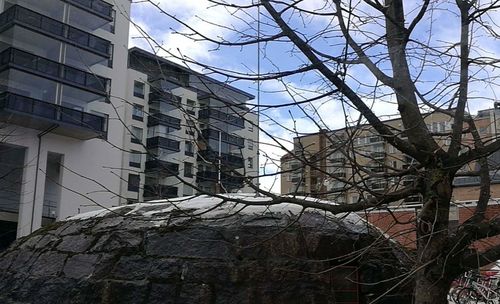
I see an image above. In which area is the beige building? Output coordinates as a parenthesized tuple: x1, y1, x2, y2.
(281, 108, 500, 205)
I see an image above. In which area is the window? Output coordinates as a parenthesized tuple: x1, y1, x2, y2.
(132, 104, 144, 121)
(186, 120, 195, 135)
(185, 141, 194, 156)
(131, 126, 143, 144)
(248, 157, 253, 169)
(248, 139, 254, 150)
(186, 99, 196, 115)
(129, 151, 142, 168)
(184, 162, 193, 178)
(133, 81, 145, 98)
(127, 174, 140, 192)
(248, 123, 254, 132)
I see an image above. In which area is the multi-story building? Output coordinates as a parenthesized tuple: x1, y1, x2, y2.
(281, 108, 500, 247)
(0, 0, 259, 249)
(0, 0, 137, 247)
(281, 108, 500, 204)
(127, 48, 259, 200)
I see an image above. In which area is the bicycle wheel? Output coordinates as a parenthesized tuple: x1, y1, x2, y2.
(448, 287, 460, 303)
(456, 288, 479, 304)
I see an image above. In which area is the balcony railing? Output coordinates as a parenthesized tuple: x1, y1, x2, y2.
(200, 129, 245, 148)
(0, 5, 112, 57)
(143, 184, 178, 199)
(64, 0, 114, 20)
(145, 160, 179, 176)
(329, 157, 345, 164)
(197, 149, 244, 168)
(0, 48, 110, 95)
(0, 92, 108, 139)
(146, 136, 180, 152)
(198, 108, 245, 128)
(196, 171, 245, 188)
(147, 112, 181, 129)
(148, 90, 180, 106)
(370, 151, 386, 159)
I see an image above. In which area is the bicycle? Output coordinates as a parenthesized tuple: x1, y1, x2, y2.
(450, 271, 500, 304)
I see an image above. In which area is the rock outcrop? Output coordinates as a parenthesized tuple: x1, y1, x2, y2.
(0, 195, 412, 303)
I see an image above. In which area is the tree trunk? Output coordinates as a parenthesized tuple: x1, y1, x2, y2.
(414, 273, 452, 304)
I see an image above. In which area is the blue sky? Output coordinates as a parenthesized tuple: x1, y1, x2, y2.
(128, 0, 500, 193)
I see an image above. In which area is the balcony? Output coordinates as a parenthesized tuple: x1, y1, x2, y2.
(197, 150, 244, 168)
(146, 136, 180, 152)
(329, 157, 345, 164)
(0, 92, 107, 139)
(148, 90, 180, 106)
(200, 129, 245, 148)
(0, 48, 110, 96)
(370, 151, 386, 159)
(143, 184, 178, 199)
(198, 108, 245, 128)
(145, 160, 179, 176)
(196, 171, 245, 188)
(0, 5, 112, 58)
(370, 182, 387, 191)
(147, 113, 181, 129)
(64, 0, 114, 21)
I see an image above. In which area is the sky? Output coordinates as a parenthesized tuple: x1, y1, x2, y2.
(126, 0, 500, 193)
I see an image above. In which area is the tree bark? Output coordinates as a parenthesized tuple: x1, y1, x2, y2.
(414, 275, 452, 304)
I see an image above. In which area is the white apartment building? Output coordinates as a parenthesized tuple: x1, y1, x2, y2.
(0, 0, 136, 247)
(0, 0, 260, 249)
(127, 48, 259, 200)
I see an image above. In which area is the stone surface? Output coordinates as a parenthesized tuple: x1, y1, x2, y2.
(0, 196, 413, 303)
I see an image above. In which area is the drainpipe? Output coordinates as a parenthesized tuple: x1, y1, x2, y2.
(30, 124, 58, 233)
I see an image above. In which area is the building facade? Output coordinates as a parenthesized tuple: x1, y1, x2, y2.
(281, 108, 500, 205)
(0, 0, 260, 249)
(127, 48, 259, 201)
(0, 0, 136, 246)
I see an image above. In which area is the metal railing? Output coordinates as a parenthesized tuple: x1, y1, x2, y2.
(0, 5, 112, 56)
(0, 92, 108, 134)
(0, 47, 110, 95)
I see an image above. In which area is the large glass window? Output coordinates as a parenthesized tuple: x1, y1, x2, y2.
(129, 150, 142, 168)
(127, 174, 140, 192)
(131, 126, 143, 144)
(184, 162, 193, 178)
(133, 81, 145, 98)
(185, 141, 194, 156)
(132, 104, 144, 121)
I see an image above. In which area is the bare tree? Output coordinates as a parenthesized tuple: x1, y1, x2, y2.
(126, 0, 500, 302)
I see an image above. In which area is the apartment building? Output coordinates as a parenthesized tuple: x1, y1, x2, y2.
(127, 48, 259, 201)
(0, 0, 137, 247)
(281, 108, 500, 205)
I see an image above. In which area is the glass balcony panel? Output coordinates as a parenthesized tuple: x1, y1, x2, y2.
(12, 50, 36, 69)
(32, 100, 57, 120)
(91, 1, 112, 17)
(63, 66, 86, 85)
(17, 7, 42, 28)
(37, 58, 59, 77)
(3, 69, 58, 103)
(0, 92, 108, 138)
(60, 107, 83, 125)
(0, 5, 112, 57)
(88, 36, 109, 54)
(67, 27, 89, 46)
(40, 17, 65, 36)
(67, 5, 112, 32)
(65, 44, 109, 68)
(0, 27, 62, 62)
(61, 84, 105, 111)
(85, 74, 107, 92)
(6, 0, 64, 21)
